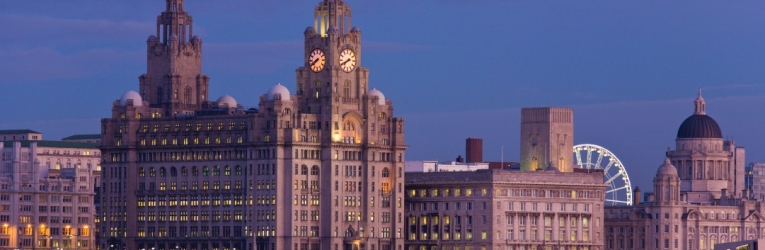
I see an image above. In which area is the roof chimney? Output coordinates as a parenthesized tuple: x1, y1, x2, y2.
(466, 138, 483, 163)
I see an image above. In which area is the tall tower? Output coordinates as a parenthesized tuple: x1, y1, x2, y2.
(254, 1, 406, 249)
(520, 107, 574, 172)
(139, 0, 209, 116)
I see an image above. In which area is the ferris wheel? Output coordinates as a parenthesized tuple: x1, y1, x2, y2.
(573, 144, 633, 206)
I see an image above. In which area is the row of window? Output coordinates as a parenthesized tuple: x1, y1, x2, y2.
(138, 122, 247, 133)
(136, 150, 247, 163)
(136, 211, 245, 222)
(139, 165, 244, 177)
(135, 195, 246, 207)
(137, 181, 244, 191)
(5, 215, 88, 225)
(136, 225, 245, 238)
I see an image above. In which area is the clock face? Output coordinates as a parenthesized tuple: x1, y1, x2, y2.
(309, 49, 326, 72)
(339, 49, 356, 72)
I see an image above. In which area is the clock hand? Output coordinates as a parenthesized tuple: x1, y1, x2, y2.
(341, 59, 351, 66)
(310, 58, 319, 66)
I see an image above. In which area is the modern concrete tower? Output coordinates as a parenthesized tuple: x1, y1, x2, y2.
(520, 107, 574, 172)
(138, 0, 209, 116)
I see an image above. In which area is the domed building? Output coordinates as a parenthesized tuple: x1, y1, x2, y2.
(667, 91, 746, 203)
(99, 1, 406, 250)
(603, 92, 763, 250)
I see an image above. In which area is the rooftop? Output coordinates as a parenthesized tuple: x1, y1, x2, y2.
(2, 140, 99, 149)
(62, 134, 101, 140)
(0, 129, 41, 135)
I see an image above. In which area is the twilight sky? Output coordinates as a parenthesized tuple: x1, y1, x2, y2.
(1, 0, 765, 191)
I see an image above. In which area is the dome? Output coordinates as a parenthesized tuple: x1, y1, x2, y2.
(677, 114, 722, 139)
(217, 95, 237, 108)
(119, 90, 143, 107)
(350, 27, 361, 33)
(266, 83, 291, 101)
(368, 88, 385, 105)
(169, 34, 178, 41)
(677, 91, 722, 139)
(147, 35, 158, 42)
(191, 35, 202, 42)
(656, 158, 678, 176)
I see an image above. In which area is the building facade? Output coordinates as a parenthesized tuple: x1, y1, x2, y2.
(603, 93, 762, 250)
(405, 169, 606, 250)
(0, 138, 101, 250)
(405, 161, 489, 173)
(99, 1, 406, 250)
(405, 107, 606, 250)
(520, 108, 574, 172)
(745, 163, 765, 201)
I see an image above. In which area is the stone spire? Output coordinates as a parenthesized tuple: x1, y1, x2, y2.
(158, 0, 193, 45)
(139, 0, 208, 116)
(694, 88, 706, 115)
(314, 0, 353, 37)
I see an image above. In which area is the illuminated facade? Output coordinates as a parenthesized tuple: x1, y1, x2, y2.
(520, 108, 574, 173)
(99, 1, 406, 250)
(0, 139, 101, 250)
(404, 107, 606, 250)
(405, 169, 607, 250)
(603, 93, 762, 250)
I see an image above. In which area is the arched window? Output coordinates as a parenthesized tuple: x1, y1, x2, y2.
(160, 167, 167, 177)
(203, 166, 210, 176)
(301, 165, 308, 175)
(170, 167, 177, 177)
(311, 166, 319, 176)
(382, 168, 390, 178)
(181, 166, 188, 176)
(139, 168, 145, 177)
(213, 166, 221, 176)
(235, 165, 243, 176)
(192, 166, 198, 176)
(150, 167, 156, 177)
(224, 166, 231, 176)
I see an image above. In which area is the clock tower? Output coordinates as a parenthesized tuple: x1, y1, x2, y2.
(139, 0, 210, 117)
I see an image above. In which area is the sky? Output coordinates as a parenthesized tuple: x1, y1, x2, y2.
(1, 0, 765, 191)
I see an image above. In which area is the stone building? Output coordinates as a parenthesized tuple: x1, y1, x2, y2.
(0, 137, 101, 250)
(405, 169, 607, 250)
(0, 130, 42, 142)
(405, 107, 606, 250)
(520, 108, 574, 173)
(603, 93, 761, 250)
(99, 1, 406, 250)
(745, 163, 765, 201)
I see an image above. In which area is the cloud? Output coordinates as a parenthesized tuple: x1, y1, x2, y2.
(0, 14, 153, 47)
(364, 41, 435, 52)
(204, 41, 303, 74)
(0, 47, 142, 83)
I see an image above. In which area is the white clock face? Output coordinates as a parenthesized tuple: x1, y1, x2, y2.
(309, 49, 326, 72)
(339, 49, 356, 72)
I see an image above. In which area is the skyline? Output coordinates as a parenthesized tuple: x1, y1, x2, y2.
(2, 0, 765, 191)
